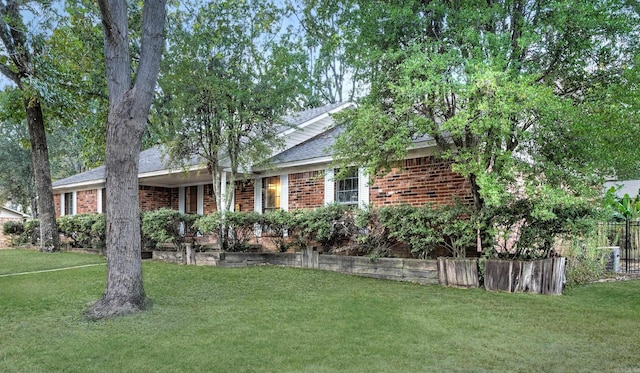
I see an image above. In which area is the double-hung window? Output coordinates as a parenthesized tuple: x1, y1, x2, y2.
(63, 192, 74, 215)
(335, 168, 359, 206)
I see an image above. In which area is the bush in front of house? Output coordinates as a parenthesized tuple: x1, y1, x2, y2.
(57, 214, 105, 249)
(487, 196, 601, 259)
(195, 211, 263, 252)
(291, 203, 357, 252)
(23, 219, 39, 245)
(2, 220, 25, 246)
(356, 201, 475, 259)
(142, 208, 198, 252)
(262, 209, 297, 252)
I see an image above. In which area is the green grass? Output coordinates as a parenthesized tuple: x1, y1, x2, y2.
(1, 249, 639, 372)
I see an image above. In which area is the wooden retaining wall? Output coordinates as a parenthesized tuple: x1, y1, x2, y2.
(437, 257, 479, 288)
(484, 258, 565, 295)
(153, 248, 439, 285)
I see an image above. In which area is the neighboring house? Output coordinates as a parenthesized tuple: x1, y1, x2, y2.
(52, 102, 473, 219)
(0, 205, 30, 249)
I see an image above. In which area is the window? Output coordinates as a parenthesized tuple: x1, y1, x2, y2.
(262, 176, 281, 212)
(185, 186, 198, 214)
(64, 192, 74, 215)
(335, 168, 359, 205)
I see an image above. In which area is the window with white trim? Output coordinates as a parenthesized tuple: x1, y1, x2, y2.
(335, 168, 359, 206)
(262, 176, 281, 212)
(64, 192, 74, 215)
(184, 186, 198, 214)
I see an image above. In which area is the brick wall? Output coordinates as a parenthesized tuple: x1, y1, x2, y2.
(139, 186, 175, 211)
(234, 180, 254, 212)
(76, 190, 98, 214)
(289, 170, 325, 210)
(370, 156, 472, 207)
(54, 194, 61, 217)
(52, 155, 471, 217)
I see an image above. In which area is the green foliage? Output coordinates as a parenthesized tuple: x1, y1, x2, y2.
(141, 209, 197, 251)
(330, 0, 640, 250)
(488, 194, 601, 259)
(375, 202, 475, 258)
(0, 92, 34, 211)
(195, 211, 263, 252)
(155, 0, 307, 211)
(603, 187, 640, 221)
(2, 220, 25, 246)
(292, 204, 355, 251)
(262, 209, 296, 252)
(565, 235, 610, 286)
(2, 220, 24, 236)
(57, 214, 105, 249)
(22, 219, 39, 245)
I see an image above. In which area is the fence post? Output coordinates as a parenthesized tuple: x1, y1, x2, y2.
(626, 218, 631, 272)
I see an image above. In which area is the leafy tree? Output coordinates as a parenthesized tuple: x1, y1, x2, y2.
(287, 0, 362, 104)
(154, 0, 305, 249)
(85, 0, 166, 320)
(332, 0, 640, 249)
(0, 0, 59, 251)
(36, 0, 110, 169)
(0, 93, 33, 212)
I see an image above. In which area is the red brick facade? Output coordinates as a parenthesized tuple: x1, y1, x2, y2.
(139, 186, 177, 212)
(53, 194, 61, 217)
(54, 156, 472, 217)
(289, 170, 325, 210)
(76, 190, 98, 214)
(370, 156, 472, 207)
(234, 180, 255, 212)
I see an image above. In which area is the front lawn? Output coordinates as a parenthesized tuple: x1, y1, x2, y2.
(1, 249, 638, 372)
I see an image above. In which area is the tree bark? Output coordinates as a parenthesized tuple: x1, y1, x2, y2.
(24, 96, 59, 252)
(86, 0, 166, 320)
(0, 0, 59, 252)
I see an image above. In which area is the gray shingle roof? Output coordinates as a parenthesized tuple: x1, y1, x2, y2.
(283, 102, 347, 127)
(270, 125, 343, 165)
(52, 146, 175, 187)
(53, 102, 350, 188)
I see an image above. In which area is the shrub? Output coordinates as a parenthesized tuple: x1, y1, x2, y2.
(292, 204, 356, 251)
(195, 211, 263, 252)
(57, 214, 104, 248)
(262, 209, 296, 252)
(565, 234, 610, 286)
(2, 220, 25, 246)
(351, 205, 395, 258)
(23, 219, 39, 245)
(142, 208, 197, 251)
(488, 197, 600, 259)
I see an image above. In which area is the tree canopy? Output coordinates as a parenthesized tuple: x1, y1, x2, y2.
(155, 0, 308, 213)
(333, 0, 640, 214)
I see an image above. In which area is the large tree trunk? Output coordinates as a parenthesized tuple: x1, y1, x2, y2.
(86, 0, 166, 320)
(24, 96, 59, 252)
(87, 111, 147, 319)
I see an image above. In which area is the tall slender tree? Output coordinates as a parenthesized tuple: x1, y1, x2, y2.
(85, 0, 166, 320)
(0, 0, 59, 251)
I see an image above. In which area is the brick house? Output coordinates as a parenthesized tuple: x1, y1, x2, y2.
(52, 102, 472, 218)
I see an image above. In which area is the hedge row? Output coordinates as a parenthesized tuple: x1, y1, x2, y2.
(2, 198, 598, 259)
